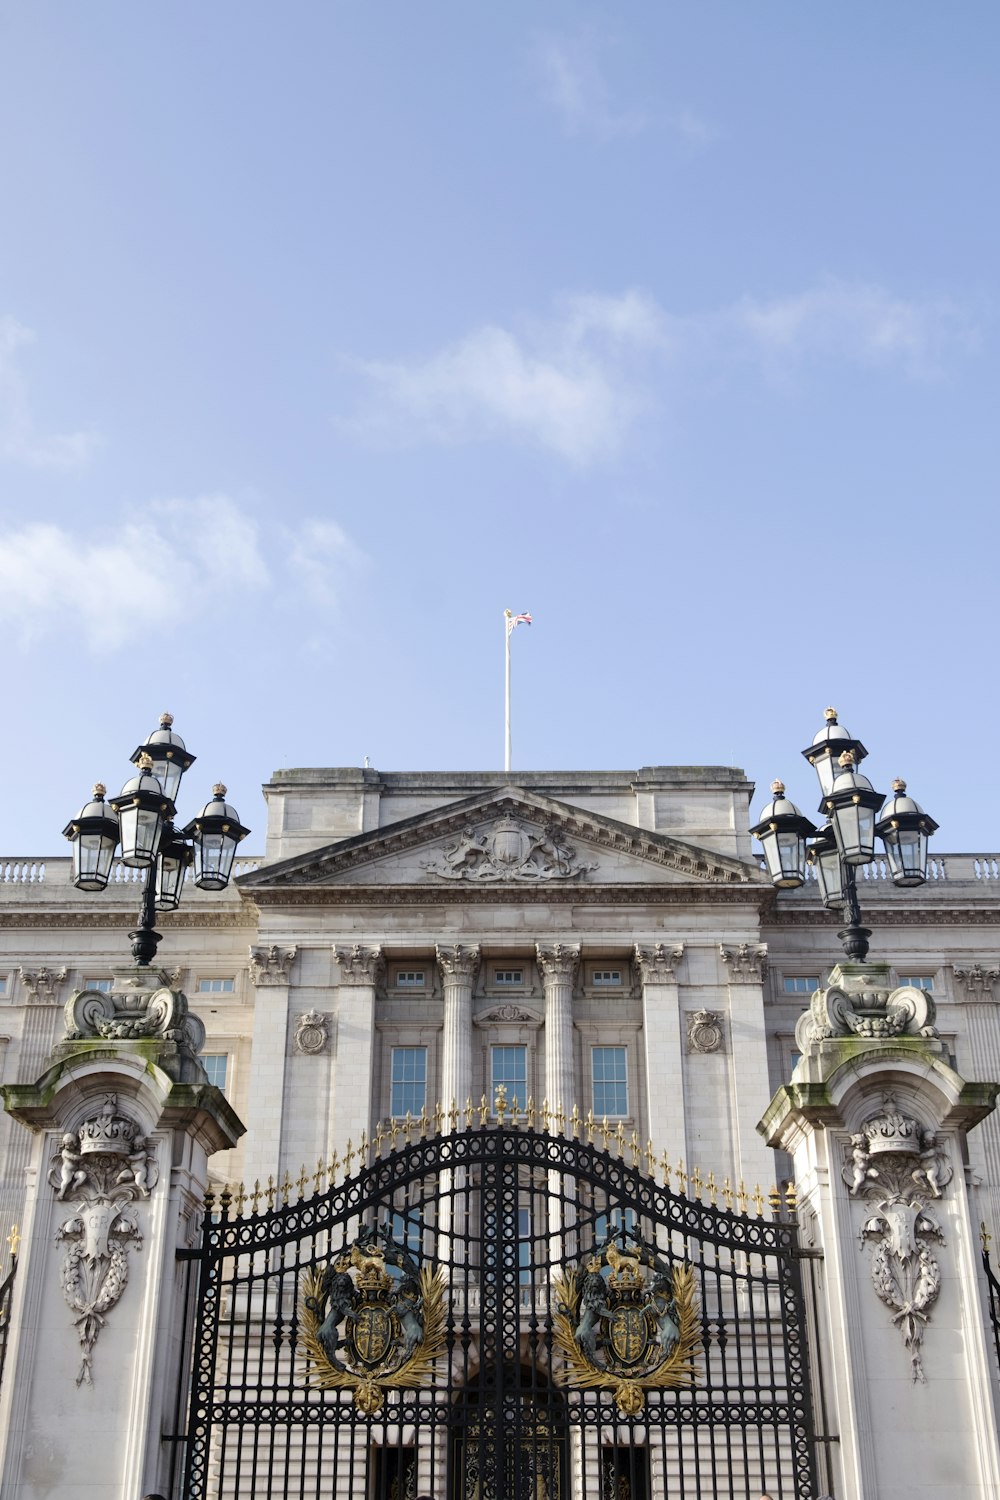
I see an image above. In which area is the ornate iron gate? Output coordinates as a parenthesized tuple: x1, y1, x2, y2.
(176, 1119, 820, 1500)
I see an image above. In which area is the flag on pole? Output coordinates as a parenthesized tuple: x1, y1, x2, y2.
(505, 610, 532, 634)
(503, 609, 533, 772)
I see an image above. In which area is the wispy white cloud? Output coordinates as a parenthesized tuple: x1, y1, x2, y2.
(348, 291, 666, 465)
(723, 279, 977, 377)
(0, 496, 365, 653)
(0, 317, 100, 469)
(529, 29, 646, 140)
(345, 278, 973, 464)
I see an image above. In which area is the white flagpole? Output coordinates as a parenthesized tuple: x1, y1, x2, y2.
(504, 610, 512, 772)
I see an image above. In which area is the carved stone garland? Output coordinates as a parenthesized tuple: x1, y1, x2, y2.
(48, 1093, 157, 1386)
(842, 1092, 952, 1382)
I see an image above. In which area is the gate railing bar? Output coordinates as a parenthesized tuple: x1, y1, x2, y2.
(980, 1222, 1000, 1379)
(0, 1229, 18, 1394)
(796, 1242, 840, 1496)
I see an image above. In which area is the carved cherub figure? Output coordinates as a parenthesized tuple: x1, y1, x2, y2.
(913, 1130, 945, 1199)
(848, 1133, 872, 1195)
(51, 1132, 86, 1200)
(117, 1135, 151, 1197)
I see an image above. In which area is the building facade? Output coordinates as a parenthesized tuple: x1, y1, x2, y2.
(0, 763, 998, 1500)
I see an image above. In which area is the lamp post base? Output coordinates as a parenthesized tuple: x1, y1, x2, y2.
(837, 923, 872, 961)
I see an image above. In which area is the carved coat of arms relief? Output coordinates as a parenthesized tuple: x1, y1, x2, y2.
(421, 814, 598, 883)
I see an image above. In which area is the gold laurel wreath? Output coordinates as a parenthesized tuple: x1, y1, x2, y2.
(551, 1262, 700, 1415)
(299, 1262, 447, 1414)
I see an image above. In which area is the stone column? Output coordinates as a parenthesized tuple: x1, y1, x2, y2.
(954, 962, 1000, 1233)
(0, 1007, 242, 1500)
(536, 943, 580, 1115)
(760, 962, 1000, 1500)
(719, 941, 775, 1190)
(436, 944, 480, 1122)
(330, 944, 384, 1155)
(634, 943, 685, 1155)
(0, 967, 69, 1237)
(242, 944, 298, 1195)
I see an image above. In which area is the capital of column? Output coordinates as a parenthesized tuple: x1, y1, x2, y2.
(249, 944, 298, 987)
(954, 963, 1000, 1002)
(634, 943, 684, 984)
(535, 942, 580, 985)
(20, 966, 68, 1005)
(435, 944, 481, 985)
(719, 943, 767, 983)
(333, 944, 385, 987)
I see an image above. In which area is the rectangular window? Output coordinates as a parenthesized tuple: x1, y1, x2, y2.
(783, 977, 820, 994)
(202, 1054, 228, 1091)
(394, 970, 426, 988)
(390, 1047, 427, 1118)
(491, 1045, 527, 1108)
(197, 978, 235, 994)
(901, 975, 934, 991)
(595, 1205, 637, 1243)
(592, 1046, 628, 1117)
(493, 968, 524, 986)
(592, 969, 622, 986)
(0, 974, 7, 995)
(390, 1209, 424, 1261)
(85, 978, 114, 993)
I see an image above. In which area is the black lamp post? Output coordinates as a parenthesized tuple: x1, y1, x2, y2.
(63, 714, 249, 966)
(751, 708, 938, 961)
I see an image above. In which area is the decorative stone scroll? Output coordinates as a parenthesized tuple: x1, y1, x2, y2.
(795, 967, 937, 1052)
(687, 1009, 725, 1054)
(334, 944, 385, 987)
(249, 945, 298, 986)
(634, 943, 684, 983)
(294, 1010, 332, 1055)
(719, 944, 768, 982)
(421, 814, 598, 883)
(60, 970, 206, 1083)
(842, 1092, 952, 1382)
(20, 966, 68, 1004)
(953, 963, 1000, 1001)
(48, 1094, 157, 1386)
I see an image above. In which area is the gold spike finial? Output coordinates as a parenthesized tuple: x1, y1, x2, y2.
(6, 1224, 20, 1259)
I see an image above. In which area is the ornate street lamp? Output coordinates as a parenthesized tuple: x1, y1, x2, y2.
(64, 715, 249, 965)
(753, 709, 936, 960)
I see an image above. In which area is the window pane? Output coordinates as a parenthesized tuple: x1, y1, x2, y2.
(494, 969, 523, 985)
(197, 978, 235, 994)
(202, 1054, 228, 1090)
(491, 1045, 527, 1106)
(595, 1205, 637, 1243)
(783, 977, 820, 994)
(390, 1047, 427, 1117)
(593, 970, 622, 986)
(901, 976, 934, 991)
(395, 970, 425, 987)
(592, 1046, 628, 1116)
(85, 978, 114, 993)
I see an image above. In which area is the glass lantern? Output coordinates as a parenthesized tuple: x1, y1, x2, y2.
(109, 755, 174, 867)
(154, 822, 193, 911)
(750, 781, 817, 889)
(62, 784, 120, 891)
(875, 779, 938, 887)
(807, 822, 845, 910)
(182, 784, 250, 891)
(801, 707, 867, 799)
(130, 712, 196, 805)
(824, 752, 884, 866)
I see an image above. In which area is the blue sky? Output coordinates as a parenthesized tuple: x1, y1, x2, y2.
(0, 4, 996, 854)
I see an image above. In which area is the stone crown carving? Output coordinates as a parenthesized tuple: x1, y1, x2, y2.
(720, 944, 767, 982)
(334, 944, 385, 986)
(421, 814, 598, 883)
(60, 970, 207, 1084)
(249, 945, 298, 986)
(634, 943, 684, 983)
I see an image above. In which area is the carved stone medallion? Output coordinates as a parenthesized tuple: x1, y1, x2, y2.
(687, 1009, 725, 1054)
(294, 1009, 330, 1055)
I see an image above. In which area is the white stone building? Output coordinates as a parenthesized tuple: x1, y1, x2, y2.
(0, 760, 998, 1500)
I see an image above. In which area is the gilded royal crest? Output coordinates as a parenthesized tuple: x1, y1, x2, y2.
(551, 1231, 700, 1414)
(299, 1222, 446, 1413)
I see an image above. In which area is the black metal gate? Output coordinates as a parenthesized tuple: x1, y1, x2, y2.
(175, 1119, 820, 1500)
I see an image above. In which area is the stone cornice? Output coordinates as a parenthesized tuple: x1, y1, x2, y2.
(762, 907, 1000, 929)
(0, 910, 255, 930)
(244, 883, 769, 909)
(239, 789, 760, 891)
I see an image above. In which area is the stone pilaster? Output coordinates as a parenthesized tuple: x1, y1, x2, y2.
(436, 945, 480, 1124)
(0, 1044, 242, 1500)
(330, 944, 384, 1154)
(242, 944, 299, 1193)
(634, 943, 685, 1155)
(761, 961, 1000, 1500)
(536, 943, 580, 1114)
(953, 961, 1000, 1233)
(719, 941, 774, 1188)
(0, 967, 69, 1237)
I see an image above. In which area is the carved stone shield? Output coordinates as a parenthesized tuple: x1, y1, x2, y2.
(608, 1304, 651, 1367)
(351, 1303, 394, 1368)
(491, 818, 528, 867)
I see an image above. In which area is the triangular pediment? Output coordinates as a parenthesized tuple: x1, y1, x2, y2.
(239, 789, 763, 893)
